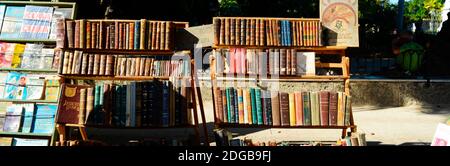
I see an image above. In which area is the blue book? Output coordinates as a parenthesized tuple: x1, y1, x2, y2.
(0, 5, 6, 33)
(0, 6, 25, 39)
(134, 21, 140, 50)
(20, 104, 35, 133)
(280, 21, 285, 46)
(161, 81, 170, 127)
(228, 88, 235, 123)
(286, 21, 291, 46)
(255, 89, 263, 125)
(32, 104, 57, 134)
(250, 88, 257, 124)
(233, 88, 239, 124)
(226, 88, 232, 123)
(265, 91, 272, 126)
(12, 138, 48, 146)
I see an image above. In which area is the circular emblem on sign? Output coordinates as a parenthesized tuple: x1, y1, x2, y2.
(322, 2, 357, 33)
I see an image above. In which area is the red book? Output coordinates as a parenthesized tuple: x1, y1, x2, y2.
(329, 92, 338, 126)
(56, 84, 93, 124)
(295, 92, 303, 126)
(319, 91, 330, 126)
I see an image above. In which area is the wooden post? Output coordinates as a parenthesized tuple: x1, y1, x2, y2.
(56, 124, 66, 146)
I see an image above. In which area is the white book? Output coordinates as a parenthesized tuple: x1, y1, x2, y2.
(296, 52, 316, 76)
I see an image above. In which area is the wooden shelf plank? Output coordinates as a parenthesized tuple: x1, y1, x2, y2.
(64, 124, 196, 129)
(60, 48, 175, 55)
(315, 63, 343, 68)
(215, 74, 348, 80)
(217, 123, 355, 129)
(0, 99, 58, 103)
(58, 75, 192, 81)
(0, 68, 58, 73)
(0, 38, 56, 44)
(213, 17, 320, 21)
(213, 45, 347, 52)
(0, 132, 52, 138)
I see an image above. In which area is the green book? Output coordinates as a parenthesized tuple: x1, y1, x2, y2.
(93, 85, 101, 124)
(226, 88, 233, 123)
(255, 89, 263, 125)
(344, 95, 352, 126)
(250, 88, 257, 124)
(311, 92, 320, 126)
(233, 88, 238, 124)
(302, 92, 311, 126)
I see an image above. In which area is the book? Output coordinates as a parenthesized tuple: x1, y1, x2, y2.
(3, 105, 23, 132)
(20, 103, 35, 133)
(32, 104, 57, 134)
(0, 137, 13, 146)
(56, 84, 92, 124)
(0, 5, 6, 33)
(20, 5, 54, 39)
(12, 138, 48, 146)
(0, 6, 25, 39)
(431, 123, 450, 146)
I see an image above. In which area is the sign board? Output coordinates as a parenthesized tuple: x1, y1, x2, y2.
(320, 0, 359, 47)
(175, 24, 213, 50)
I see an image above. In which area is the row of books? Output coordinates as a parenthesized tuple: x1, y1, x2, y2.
(0, 137, 49, 146)
(213, 18, 322, 47)
(214, 87, 351, 126)
(0, 42, 57, 69)
(0, 5, 72, 39)
(59, 50, 191, 77)
(0, 103, 57, 134)
(57, 81, 194, 127)
(215, 48, 316, 76)
(0, 72, 59, 101)
(64, 19, 174, 50)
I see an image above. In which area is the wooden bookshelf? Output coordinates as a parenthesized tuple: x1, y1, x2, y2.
(210, 17, 357, 139)
(59, 48, 175, 55)
(0, 38, 57, 44)
(55, 18, 209, 146)
(0, 99, 58, 103)
(64, 124, 196, 129)
(0, 132, 53, 138)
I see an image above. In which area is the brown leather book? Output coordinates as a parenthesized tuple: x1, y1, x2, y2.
(79, 20, 85, 48)
(129, 22, 135, 50)
(155, 22, 160, 50)
(66, 20, 75, 48)
(62, 51, 69, 74)
(86, 21, 91, 49)
(286, 48, 291, 75)
(166, 22, 172, 50)
(99, 21, 103, 49)
(225, 18, 230, 45)
(139, 57, 146, 76)
(280, 49, 287, 75)
(219, 18, 225, 45)
(291, 49, 297, 75)
(85, 87, 94, 124)
(279, 92, 290, 126)
(230, 19, 235, 45)
(134, 57, 141, 76)
(105, 55, 114, 76)
(271, 92, 281, 126)
(319, 91, 330, 126)
(140, 19, 147, 50)
(118, 23, 123, 49)
(215, 88, 223, 123)
(151, 22, 157, 50)
(255, 19, 259, 46)
(235, 18, 240, 45)
(329, 92, 338, 126)
(93, 54, 100, 75)
(292, 21, 297, 46)
(259, 19, 264, 46)
(79, 88, 87, 125)
(99, 54, 106, 75)
(221, 89, 228, 123)
(114, 21, 119, 49)
(56, 84, 93, 124)
(245, 19, 250, 45)
(160, 22, 166, 50)
(214, 18, 220, 45)
(74, 20, 80, 48)
(92, 22, 98, 49)
(87, 53, 94, 75)
(81, 53, 88, 75)
(266, 19, 272, 46)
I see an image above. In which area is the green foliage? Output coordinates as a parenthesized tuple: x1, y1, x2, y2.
(219, 0, 242, 16)
(405, 0, 444, 22)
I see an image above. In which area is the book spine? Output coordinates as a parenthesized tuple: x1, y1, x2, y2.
(303, 92, 311, 126)
(86, 21, 91, 49)
(79, 88, 87, 125)
(222, 89, 228, 123)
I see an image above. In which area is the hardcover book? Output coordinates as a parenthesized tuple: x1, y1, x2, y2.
(56, 84, 93, 124)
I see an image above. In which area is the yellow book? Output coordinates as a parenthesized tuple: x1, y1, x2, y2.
(289, 93, 296, 126)
(246, 89, 252, 125)
(238, 89, 244, 124)
(11, 43, 25, 68)
(337, 92, 344, 126)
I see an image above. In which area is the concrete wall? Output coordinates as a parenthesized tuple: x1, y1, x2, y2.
(198, 79, 450, 107)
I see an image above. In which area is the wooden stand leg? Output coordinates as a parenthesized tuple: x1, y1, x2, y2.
(56, 124, 66, 146)
(79, 127, 88, 141)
